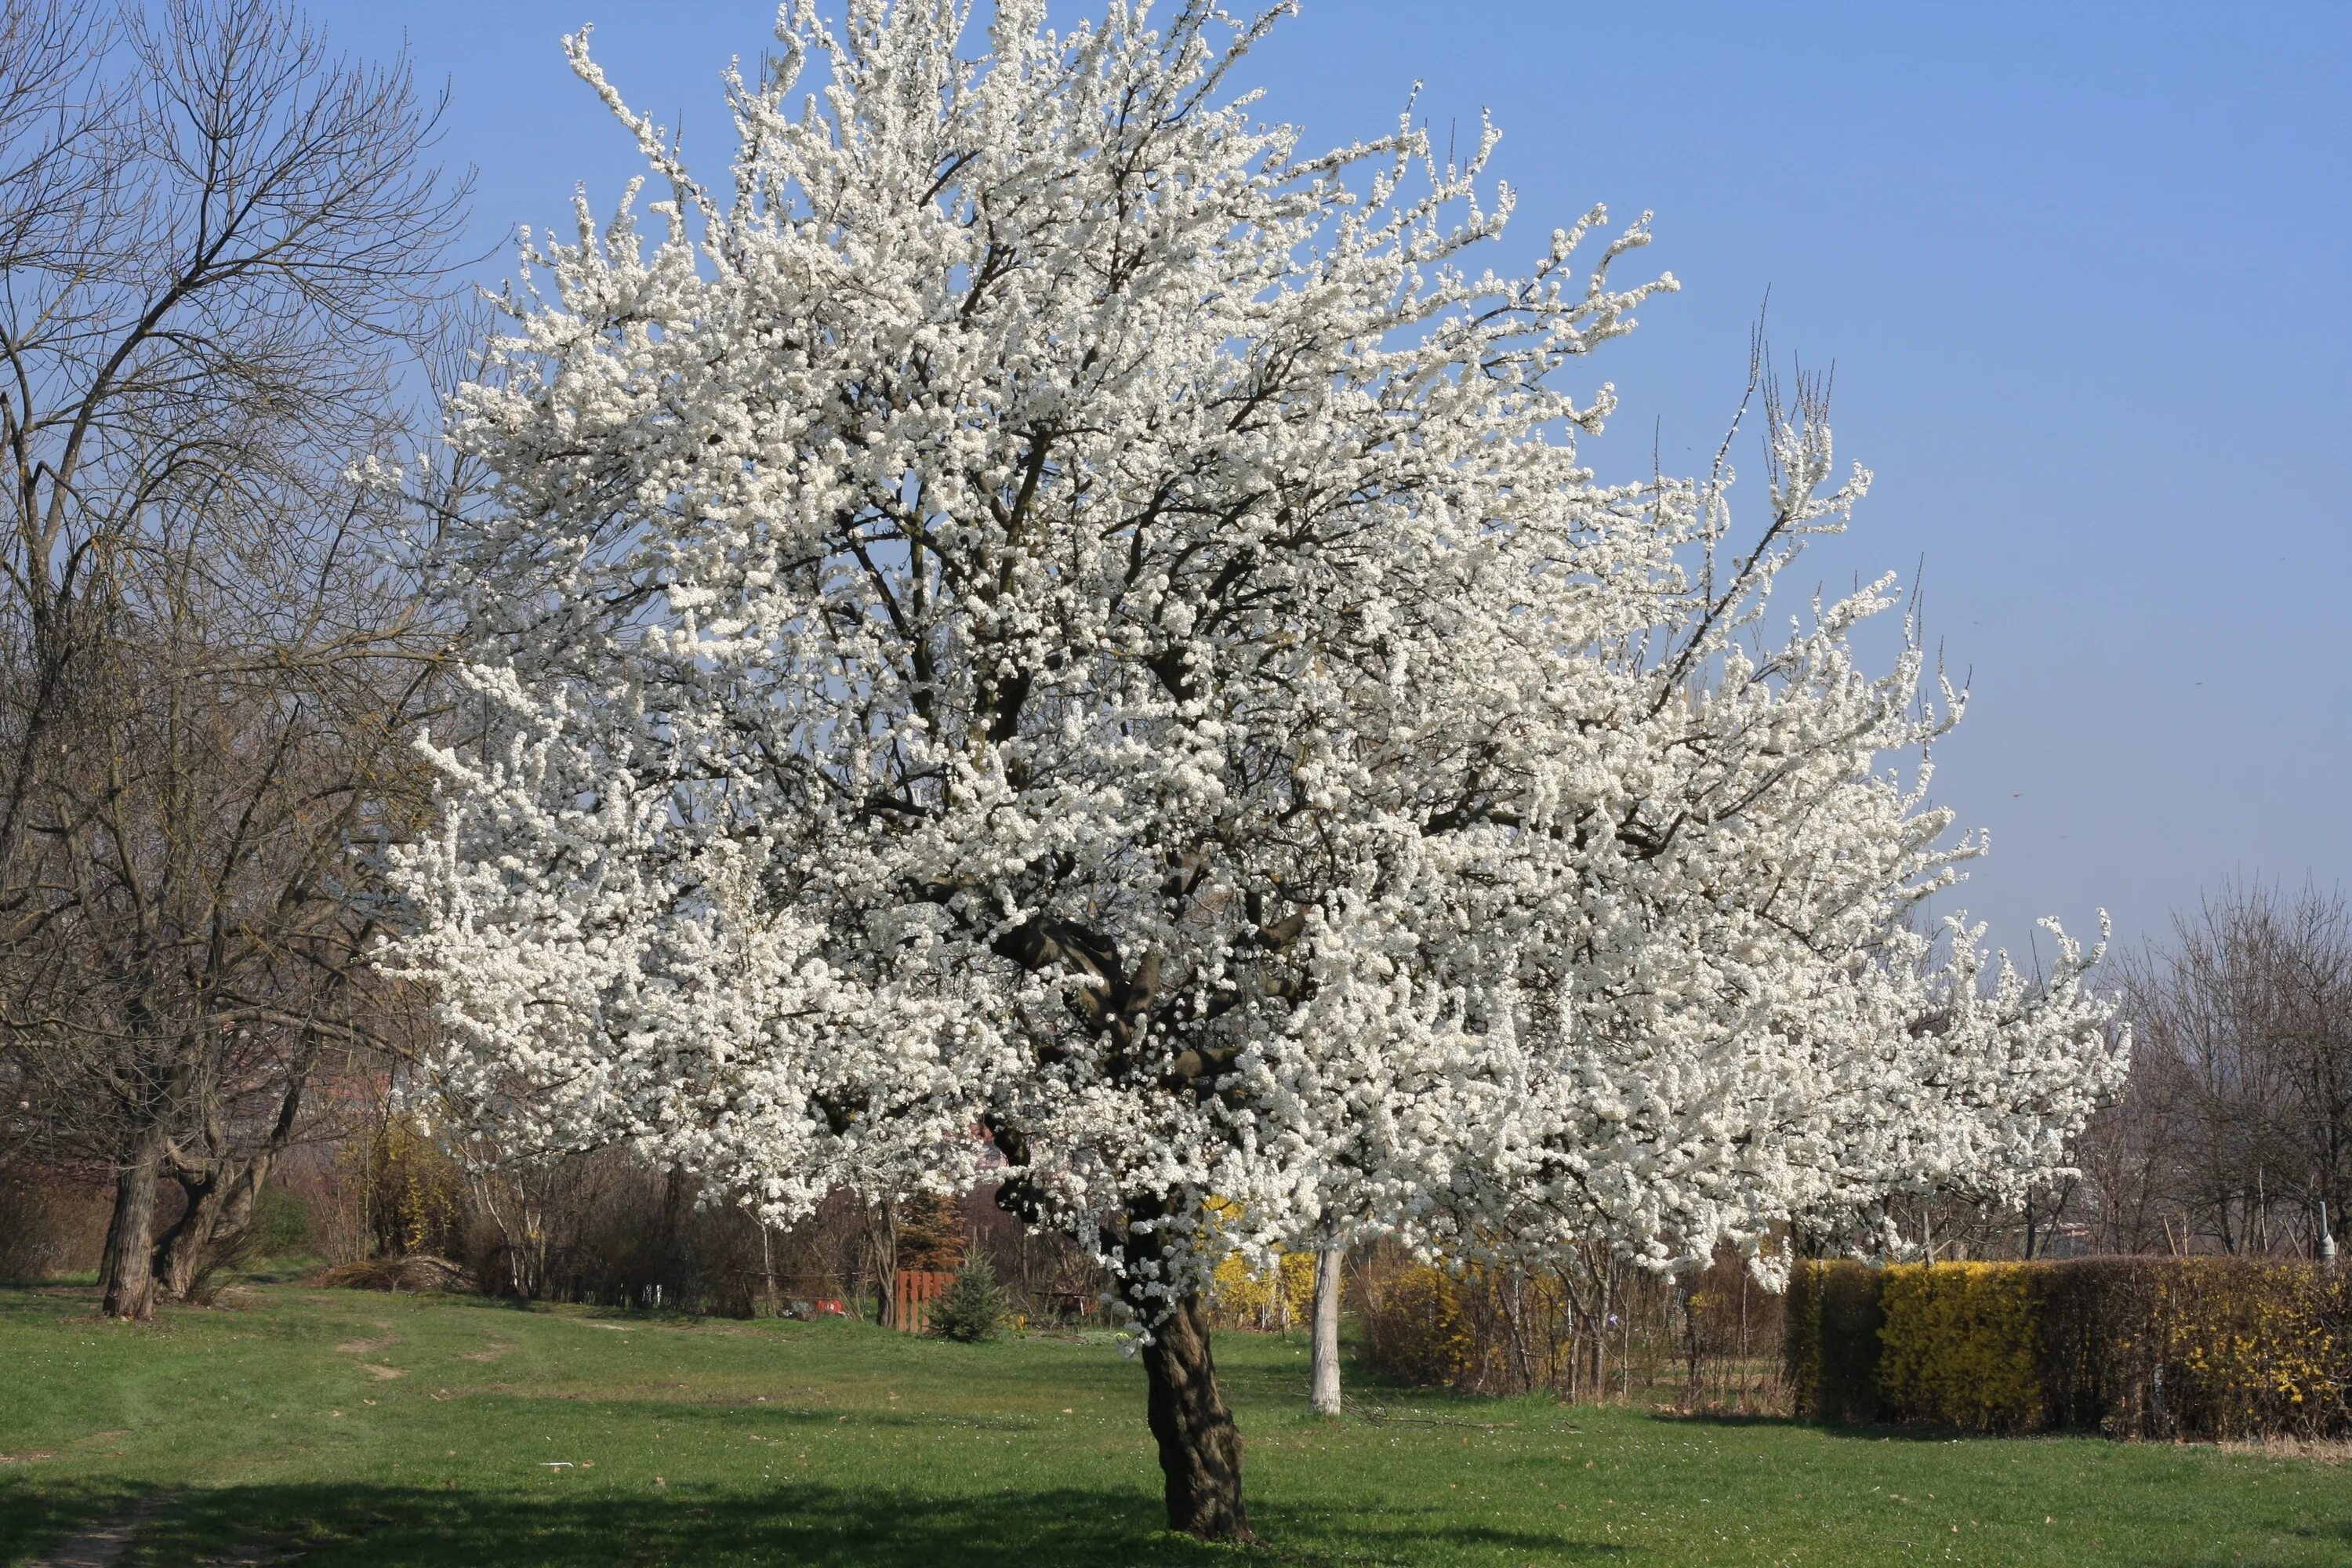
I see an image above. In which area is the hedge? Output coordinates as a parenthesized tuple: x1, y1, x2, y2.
(1785, 1257, 2352, 1439)
(1784, 1259, 1884, 1425)
(1363, 1250, 1790, 1406)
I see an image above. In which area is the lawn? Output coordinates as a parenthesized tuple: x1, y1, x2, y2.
(0, 1283, 2344, 1566)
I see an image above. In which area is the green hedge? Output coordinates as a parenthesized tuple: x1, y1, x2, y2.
(1784, 1258, 2351, 1439)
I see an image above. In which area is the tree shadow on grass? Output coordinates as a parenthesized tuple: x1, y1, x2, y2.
(1, 1477, 1628, 1567)
(1642, 1411, 1798, 1429)
(0, 1475, 151, 1563)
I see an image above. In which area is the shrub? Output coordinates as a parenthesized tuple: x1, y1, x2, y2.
(2036, 1257, 2350, 1440)
(1784, 1261, 1885, 1424)
(898, 1192, 968, 1272)
(1876, 1262, 2042, 1432)
(311, 1255, 480, 1293)
(245, 1184, 318, 1261)
(343, 1116, 470, 1261)
(928, 1250, 1008, 1342)
(1361, 1262, 1477, 1388)
(0, 1173, 109, 1282)
(1784, 1258, 2352, 1441)
(1210, 1247, 1317, 1331)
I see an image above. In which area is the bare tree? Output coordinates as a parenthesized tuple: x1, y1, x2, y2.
(0, 0, 466, 1318)
(2071, 1025, 2183, 1254)
(2115, 880, 2352, 1257)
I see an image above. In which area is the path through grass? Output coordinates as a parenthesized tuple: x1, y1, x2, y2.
(1, 1284, 2345, 1565)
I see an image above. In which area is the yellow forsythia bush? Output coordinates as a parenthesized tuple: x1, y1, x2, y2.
(1210, 1247, 1318, 1330)
(1198, 1196, 1319, 1331)
(1875, 1262, 2042, 1432)
(1360, 1262, 1477, 1388)
(2114, 1260, 2344, 1439)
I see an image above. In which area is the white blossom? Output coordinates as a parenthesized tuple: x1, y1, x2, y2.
(386, 0, 2127, 1315)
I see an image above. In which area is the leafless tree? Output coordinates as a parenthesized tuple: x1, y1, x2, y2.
(2070, 1024, 2184, 1254)
(2114, 880, 2352, 1258)
(0, 0, 466, 1318)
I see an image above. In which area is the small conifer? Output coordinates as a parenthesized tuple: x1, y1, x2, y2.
(927, 1248, 1008, 1342)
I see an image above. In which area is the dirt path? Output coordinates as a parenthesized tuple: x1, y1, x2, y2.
(26, 1500, 300, 1567)
(26, 1499, 161, 1568)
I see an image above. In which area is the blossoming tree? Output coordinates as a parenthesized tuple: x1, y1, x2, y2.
(390, 0, 2126, 1538)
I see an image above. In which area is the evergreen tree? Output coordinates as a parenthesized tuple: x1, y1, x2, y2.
(928, 1250, 1008, 1343)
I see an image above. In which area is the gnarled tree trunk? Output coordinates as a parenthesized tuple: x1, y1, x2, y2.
(154, 1151, 276, 1301)
(1139, 1290, 1250, 1541)
(153, 1167, 221, 1301)
(153, 1052, 313, 1301)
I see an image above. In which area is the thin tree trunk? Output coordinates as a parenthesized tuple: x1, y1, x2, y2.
(1679, 1276, 1703, 1410)
(873, 1196, 899, 1327)
(1504, 1268, 1537, 1396)
(1309, 1246, 1343, 1417)
(100, 1123, 167, 1320)
(658, 1165, 688, 1308)
(1139, 1290, 1251, 1541)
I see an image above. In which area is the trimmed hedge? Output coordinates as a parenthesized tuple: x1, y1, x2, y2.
(1878, 1262, 2044, 1432)
(1784, 1259, 1884, 1424)
(1785, 1257, 2352, 1439)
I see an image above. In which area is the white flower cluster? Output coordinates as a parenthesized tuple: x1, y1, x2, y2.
(388, 0, 2126, 1307)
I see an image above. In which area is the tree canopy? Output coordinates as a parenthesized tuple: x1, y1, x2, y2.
(389, 0, 2126, 1536)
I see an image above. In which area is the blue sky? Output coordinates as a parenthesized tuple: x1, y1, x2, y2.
(310, 1, 2352, 960)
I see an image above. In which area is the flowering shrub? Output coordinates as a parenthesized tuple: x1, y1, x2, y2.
(1361, 1263, 1478, 1388)
(1209, 1249, 1317, 1333)
(1875, 1263, 2042, 1432)
(2038, 1258, 2349, 1440)
(2160, 1262, 2346, 1438)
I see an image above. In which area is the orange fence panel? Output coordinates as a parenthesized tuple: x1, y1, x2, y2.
(891, 1269, 954, 1332)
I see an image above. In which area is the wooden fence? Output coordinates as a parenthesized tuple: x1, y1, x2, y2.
(890, 1269, 953, 1332)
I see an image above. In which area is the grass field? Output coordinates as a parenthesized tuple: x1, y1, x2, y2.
(1, 1283, 2346, 1566)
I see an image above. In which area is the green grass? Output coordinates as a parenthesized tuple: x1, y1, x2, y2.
(0, 1283, 2345, 1566)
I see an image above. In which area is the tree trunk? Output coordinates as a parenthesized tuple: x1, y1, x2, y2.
(1505, 1267, 1537, 1395)
(154, 1151, 274, 1301)
(153, 1169, 222, 1301)
(100, 1124, 167, 1320)
(1139, 1290, 1251, 1541)
(154, 1058, 310, 1301)
(1309, 1246, 1343, 1417)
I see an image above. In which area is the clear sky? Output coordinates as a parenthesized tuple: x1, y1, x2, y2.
(307, 0, 2352, 960)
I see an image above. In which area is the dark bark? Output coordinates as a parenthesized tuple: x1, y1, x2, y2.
(99, 1123, 165, 1320)
(1138, 1290, 1251, 1541)
(153, 1151, 274, 1301)
(152, 1052, 313, 1301)
(152, 1168, 220, 1301)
